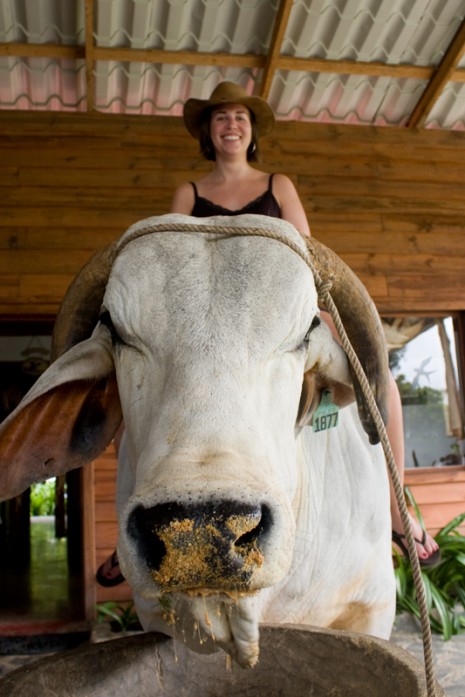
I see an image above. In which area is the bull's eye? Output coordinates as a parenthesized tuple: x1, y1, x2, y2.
(303, 316, 321, 345)
(99, 309, 120, 344)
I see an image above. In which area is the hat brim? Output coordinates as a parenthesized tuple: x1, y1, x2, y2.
(184, 94, 275, 140)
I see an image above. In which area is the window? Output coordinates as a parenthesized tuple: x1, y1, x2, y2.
(384, 317, 464, 469)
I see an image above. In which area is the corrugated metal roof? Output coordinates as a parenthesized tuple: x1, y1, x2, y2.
(1, 0, 465, 129)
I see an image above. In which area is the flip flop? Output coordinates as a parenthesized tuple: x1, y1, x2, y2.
(96, 550, 125, 587)
(392, 529, 441, 569)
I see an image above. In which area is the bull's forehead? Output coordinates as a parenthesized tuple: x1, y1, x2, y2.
(105, 231, 317, 352)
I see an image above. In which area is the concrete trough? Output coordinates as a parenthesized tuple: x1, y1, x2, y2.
(0, 625, 445, 696)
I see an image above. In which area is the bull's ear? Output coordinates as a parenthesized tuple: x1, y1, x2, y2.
(0, 325, 122, 501)
(296, 320, 355, 428)
(297, 370, 355, 428)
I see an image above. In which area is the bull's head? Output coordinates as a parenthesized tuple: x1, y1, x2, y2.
(0, 214, 389, 667)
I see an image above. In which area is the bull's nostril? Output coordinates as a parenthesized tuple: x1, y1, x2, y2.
(235, 504, 271, 548)
(127, 504, 167, 572)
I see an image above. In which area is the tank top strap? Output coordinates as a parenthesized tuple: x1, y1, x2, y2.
(191, 182, 199, 200)
(268, 173, 275, 191)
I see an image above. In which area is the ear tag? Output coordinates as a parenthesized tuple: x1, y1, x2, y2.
(312, 390, 339, 432)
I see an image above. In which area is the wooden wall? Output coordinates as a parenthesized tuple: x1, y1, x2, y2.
(1, 110, 465, 318)
(93, 447, 133, 605)
(405, 466, 465, 536)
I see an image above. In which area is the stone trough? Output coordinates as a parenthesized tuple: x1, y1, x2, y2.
(0, 625, 445, 697)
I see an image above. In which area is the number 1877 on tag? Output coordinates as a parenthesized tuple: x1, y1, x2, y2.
(313, 412, 338, 432)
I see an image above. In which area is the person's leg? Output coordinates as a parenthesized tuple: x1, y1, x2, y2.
(320, 311, 439, 565)
(387, 373, 440, 562)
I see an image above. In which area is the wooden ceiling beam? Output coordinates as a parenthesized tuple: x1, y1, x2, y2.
(408, 17, 465, 129)
(2, 41, 465, 85)
(278, 56, 433, 80)
(84, 0, 95, 112)
(258, 0, 294, 100)
(93, 46, 265, 68)
(0, 43, 85, 59)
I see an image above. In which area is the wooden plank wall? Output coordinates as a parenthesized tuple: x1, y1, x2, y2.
(405, 466, 465, 536)
(1, 110, 465, 317)
(93, 446, 133, 604)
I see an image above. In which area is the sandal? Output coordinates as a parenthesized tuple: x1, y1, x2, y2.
(96, 550, 125, 587)
(392, 529, 441, 569)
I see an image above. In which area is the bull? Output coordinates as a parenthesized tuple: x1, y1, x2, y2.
(0, 214, 395, 668)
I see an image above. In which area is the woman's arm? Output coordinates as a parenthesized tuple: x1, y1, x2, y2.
(273, 173, 311, 237)
(170, 182, 195, 214)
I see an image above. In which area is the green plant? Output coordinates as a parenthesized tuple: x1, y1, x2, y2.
(95, 601, 141, 632)
(30, 478, 56, 516)
(394, 509, 465, 640)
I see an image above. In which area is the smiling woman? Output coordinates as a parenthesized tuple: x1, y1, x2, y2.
(169, 81, 311, 238)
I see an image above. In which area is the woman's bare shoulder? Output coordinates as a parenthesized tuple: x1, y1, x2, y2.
(271, 173, 311, 238)
(271, 172, 298, 193)
(170, 181, 195, 214)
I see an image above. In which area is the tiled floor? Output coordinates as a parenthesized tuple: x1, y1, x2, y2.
(391, 614, 465, 697)
(0, 517, 84, 627)
(0, 517, 88, 680)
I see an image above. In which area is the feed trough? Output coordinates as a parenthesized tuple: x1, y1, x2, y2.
(0, 625, 445, 697)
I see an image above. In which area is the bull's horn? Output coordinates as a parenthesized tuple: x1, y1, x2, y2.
(306, 237, 390, 445)
(51, 241, 119, 360)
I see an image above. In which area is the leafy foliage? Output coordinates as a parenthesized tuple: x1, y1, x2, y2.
(95, 601, 141, 632)
(395, 373, 443, 405)
(30, 478, 56, 516)
(394, 510, 465, 640)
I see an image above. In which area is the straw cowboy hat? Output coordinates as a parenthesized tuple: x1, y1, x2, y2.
(183, 82, 275, 139)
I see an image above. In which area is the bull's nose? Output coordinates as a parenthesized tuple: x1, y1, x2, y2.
(127, 500, 271, 592)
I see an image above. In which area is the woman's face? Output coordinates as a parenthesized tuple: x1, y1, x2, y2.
(209, 103, 253, 158)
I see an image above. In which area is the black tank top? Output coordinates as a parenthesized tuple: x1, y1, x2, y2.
(190, 174, 282, 219)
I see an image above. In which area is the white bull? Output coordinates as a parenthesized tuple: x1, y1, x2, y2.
(0, 214, 395, 668)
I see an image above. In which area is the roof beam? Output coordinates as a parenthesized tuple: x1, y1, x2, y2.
(0, 43, 85, 59)
(278, 56, 433, 80)
(2, 42, 465, 85)
(258, 0, 294, 100)
(93, 46, 265, 68)
(408, 17, 465, 129)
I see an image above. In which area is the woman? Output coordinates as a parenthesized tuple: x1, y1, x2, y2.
(170, 81, 310, 237)
(96, 82, 438, 586)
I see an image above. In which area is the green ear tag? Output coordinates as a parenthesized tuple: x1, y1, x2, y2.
(312, 390, 339, 432)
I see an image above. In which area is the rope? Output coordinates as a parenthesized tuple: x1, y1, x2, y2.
(317, 289, 438, 697)
(117, 218, 438, 696)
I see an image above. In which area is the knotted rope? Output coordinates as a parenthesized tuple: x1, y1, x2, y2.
(117, 218, 438, 697)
